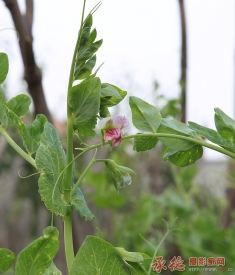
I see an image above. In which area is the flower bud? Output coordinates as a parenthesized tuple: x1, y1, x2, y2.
(104, 159, 135, 190)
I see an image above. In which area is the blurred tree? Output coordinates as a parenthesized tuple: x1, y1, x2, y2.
(2, 0, 52, 122)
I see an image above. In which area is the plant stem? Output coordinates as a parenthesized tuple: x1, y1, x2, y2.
(70, 149, 97, 196)
(123, 133, 235, 159)
(64, 118, 74, 202)
(64, 213, 74, 271)
(63, 0, 87, 270)
(148, 229, 170, 275)
(0, 126, 36, 167)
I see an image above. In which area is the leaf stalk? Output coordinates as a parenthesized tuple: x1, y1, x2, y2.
(0, 126, 36, 167)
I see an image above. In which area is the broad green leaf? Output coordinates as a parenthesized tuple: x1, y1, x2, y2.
(100, 83, 122, 99)
(133, 135, 158, 152)
(6, 94, 31, 117)
(43, 262, 62, 275)
(129, 96, 161, 133)
(157, 118, 201, 150)
(74, 55, 96, 80)
(123, 263, 138, 275)
(36, 123, 72, 216)
(70, 188, 95, 221)
(100, 84, 127, 108)
(0, 53, 9, 84)
(77, 39, 103, 62)
(116, 247, 144, 263)
(7, 110, 47, 154)
(0, 248, 15, 274)
(214, 108, 235, 143)
(15, 226, 59, 275)
(188, 121, 235, 152)
(6, 94, 31, 126)
(126, 262, 149, 275)
(69, 236, 131, 275)
(164, 145, 203, 167)
(68, 77, 101, 137)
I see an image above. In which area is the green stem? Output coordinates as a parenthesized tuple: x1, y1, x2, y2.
(70, 149, 97, 196)
(64, 118, 74, 202)
(0, 127, 36, 167)
(148, 229, 170, 275)
(123, 133, 235, 159)
(64, 213, 74, 271)
(63, 1, 87, 271)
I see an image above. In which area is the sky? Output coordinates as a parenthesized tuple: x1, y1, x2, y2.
(0, 0, 235, 160)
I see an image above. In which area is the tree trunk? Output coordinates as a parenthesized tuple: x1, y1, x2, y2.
(3, 0, 52, 123)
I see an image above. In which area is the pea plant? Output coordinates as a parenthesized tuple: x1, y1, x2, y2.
(0, 1, 235, 274)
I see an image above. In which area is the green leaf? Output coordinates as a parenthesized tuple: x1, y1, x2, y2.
(74, 55, 96, 80)
(163, 145, 203, 167)
(36, 123, 72, 216)
(0, 53, 9, 84)
(83, 13, 93, 29)
(79, 14, 93, 50)
(70, 188, 95, 221)
(69, 236, 131, 275)
(100, 83, 122, 99)
(77, 39, 103, 62)
(73, 13, 100, 81)
(116, 247, 144, 263)
(88, 28, 97, 46)
(0, 88, 8, 129)
(126, 262, 149, 275)
(7, 110, 47, 154)
(133, 135, 158, 152)
(15, 226, 59, 275)
(0, 248, 15, 274)
(6, 94, 31, 117)
(157, 118, 201, 150)
(214, 108, 235, 143)
(6, 94, 31, 126)
(188, 121, 235, 151)
(100, 84, 127, 108)
(137, 253, 151, 260)
(129, 96, 161, 132)
(43, 262, 62, 275)
(68, 77, 101, 137)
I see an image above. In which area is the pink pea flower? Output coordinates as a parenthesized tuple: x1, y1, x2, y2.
(98, 115, 130, 147)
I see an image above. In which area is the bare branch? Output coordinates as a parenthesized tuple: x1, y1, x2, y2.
(25, 0, 33, 33)
(3, 0, 52, 123)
